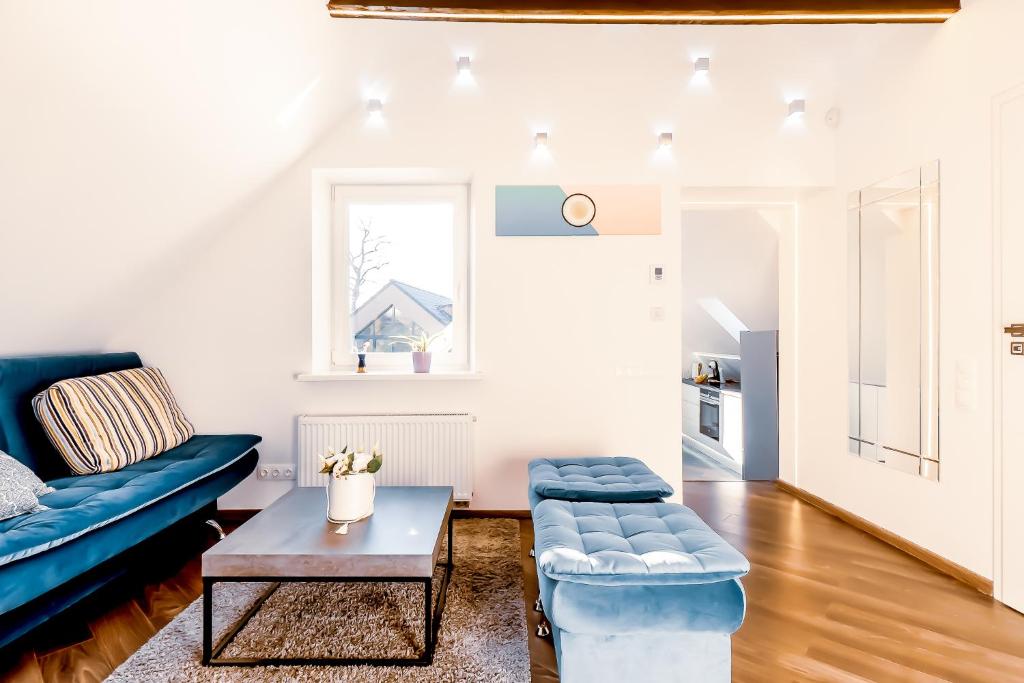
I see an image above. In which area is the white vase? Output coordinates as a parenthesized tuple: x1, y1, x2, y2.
(326, 472, 376, 523)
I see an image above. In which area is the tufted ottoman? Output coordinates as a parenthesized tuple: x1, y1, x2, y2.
(527, 457, 675, 511)
(532, 500, 749, 683)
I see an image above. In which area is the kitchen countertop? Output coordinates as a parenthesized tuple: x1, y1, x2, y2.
(682, 377, 742, 395)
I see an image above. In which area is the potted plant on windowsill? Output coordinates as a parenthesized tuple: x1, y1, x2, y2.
(391, 332, 444, 373)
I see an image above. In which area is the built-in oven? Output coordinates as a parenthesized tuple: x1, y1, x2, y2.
(699, 388, 720, 442)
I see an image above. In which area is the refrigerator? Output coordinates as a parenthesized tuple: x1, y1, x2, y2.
(739, 330, 779, 480)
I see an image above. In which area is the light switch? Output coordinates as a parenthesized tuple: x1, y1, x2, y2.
(650, 305, 665, 322)
(955, 358, 977, 410)
(650, 265, 665, 284)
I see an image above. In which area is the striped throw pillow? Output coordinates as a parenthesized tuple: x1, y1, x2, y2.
(32, 367, 195, 475)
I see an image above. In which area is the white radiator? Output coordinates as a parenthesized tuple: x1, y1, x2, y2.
(297, 414, 474, 501)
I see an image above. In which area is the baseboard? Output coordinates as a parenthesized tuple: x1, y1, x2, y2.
(454, 509, 531, 519)
(774, 480, 993, 596)
(217, 508, 531, 521)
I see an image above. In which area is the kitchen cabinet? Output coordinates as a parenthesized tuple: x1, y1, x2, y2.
(683, 382, 701, 437)
(682, 378, 743, 467)
(721, 392, 744, 462)
(682, 331, 779, 481)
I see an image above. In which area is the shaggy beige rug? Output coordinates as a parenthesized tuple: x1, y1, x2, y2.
(106, 518, 529, 682)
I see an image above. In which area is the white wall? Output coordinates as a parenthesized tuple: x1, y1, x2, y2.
(787, 0, 1024, 578)
(4, 4, 946, 511)
(681, 208, 780, 365)
(94, 20, 857, 510)
(107, 109, 691, 511)
(0, 1, 362, 353)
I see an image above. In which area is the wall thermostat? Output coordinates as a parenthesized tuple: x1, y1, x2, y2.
(650, 265, 665, 283)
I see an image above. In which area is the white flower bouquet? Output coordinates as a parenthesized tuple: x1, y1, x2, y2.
(319, 445, 383, 478)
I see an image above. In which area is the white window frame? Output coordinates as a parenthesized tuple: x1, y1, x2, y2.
(315, 179, 470, 372)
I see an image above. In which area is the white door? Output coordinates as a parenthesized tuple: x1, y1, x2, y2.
(997, 88, 1024, 614)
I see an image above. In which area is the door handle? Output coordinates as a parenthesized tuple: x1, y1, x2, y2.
(1004, 324, 1024, 337)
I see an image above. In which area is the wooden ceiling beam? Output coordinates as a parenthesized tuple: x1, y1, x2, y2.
(326, 1, 960, 23)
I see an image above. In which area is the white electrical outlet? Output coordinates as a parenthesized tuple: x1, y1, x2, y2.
(257, 463, 296, 481)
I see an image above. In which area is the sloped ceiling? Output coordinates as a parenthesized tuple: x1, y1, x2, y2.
(0, 2, 932, 356)
(0, 1, 379, 353)
(681, 208, 780, 362)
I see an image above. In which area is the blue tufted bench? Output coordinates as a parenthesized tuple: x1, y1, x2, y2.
(533, 500, 749, 683)
(527, 456, 675, 511)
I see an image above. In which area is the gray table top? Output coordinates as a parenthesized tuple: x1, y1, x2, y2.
(202, 486, 453, 579)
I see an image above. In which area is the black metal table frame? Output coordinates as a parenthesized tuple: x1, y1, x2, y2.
(202, 514, 453, 667)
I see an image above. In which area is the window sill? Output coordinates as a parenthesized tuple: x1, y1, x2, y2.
(295, 370, 483, 382)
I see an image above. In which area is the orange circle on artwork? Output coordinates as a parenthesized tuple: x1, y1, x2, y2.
(562, 193, 596, 228)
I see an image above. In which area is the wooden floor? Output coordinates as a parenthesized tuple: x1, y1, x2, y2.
(523, 482, 1024, 682)
(0, 519, 229, 683)
(4, 482, 1024, 682)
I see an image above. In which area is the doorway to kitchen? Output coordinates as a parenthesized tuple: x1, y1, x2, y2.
(681, 198, 788, 482)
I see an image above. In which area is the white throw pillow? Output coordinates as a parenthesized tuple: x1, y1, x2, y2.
(2, 450, 54, 497)
(0, 451, 52, 522)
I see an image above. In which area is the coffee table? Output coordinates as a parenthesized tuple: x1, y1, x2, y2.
(201, 486, 454, 667)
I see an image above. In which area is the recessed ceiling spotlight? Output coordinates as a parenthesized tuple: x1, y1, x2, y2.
(456, 56, 472, 76)
(534, 131, 549, 149)
(366, 98, 384, 122)
(658, 132, 673, 148)
(788, 99, 806, 118)
(694, 57, 710, 73)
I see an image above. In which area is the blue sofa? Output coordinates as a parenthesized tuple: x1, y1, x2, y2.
(0, 353, 260, 648)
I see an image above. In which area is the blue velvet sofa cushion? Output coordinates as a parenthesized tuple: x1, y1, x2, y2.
(0, 434, 259, 614)
(550, 579, 746, 635)
(528, 457, 674, 507)
(0, 352, 143, 480)
(0, 434, 259, 568)
(534, 500, 749, 586)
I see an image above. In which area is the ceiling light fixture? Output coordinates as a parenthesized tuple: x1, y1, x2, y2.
(659, 132, 673, 148)
(788, 99, 806, 118)
(366, 98, 383, 121)
(694, 57, 710, 74)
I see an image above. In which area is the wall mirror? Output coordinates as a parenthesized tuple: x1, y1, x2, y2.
(848, 161, 940, 480)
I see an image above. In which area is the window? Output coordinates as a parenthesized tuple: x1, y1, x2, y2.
(329, 184, 469, 371)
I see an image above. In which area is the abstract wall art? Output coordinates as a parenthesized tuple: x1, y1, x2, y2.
(495, 185, 661, 236)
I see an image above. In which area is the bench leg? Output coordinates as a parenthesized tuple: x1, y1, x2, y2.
(205, 519, 226, 540)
